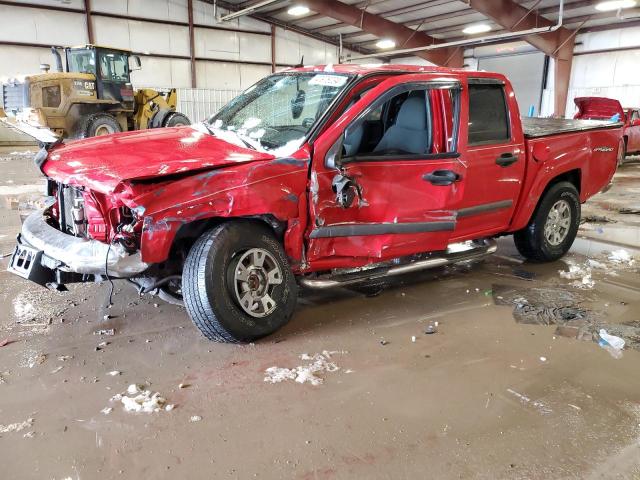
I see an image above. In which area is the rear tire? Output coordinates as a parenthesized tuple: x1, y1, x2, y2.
(75, 112, 122, 138)
(182, 222, 297, 343)
(514, 182, 580, 263)
(163, 112, 190, 127)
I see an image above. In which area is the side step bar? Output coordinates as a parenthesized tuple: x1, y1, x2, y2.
(299, 239, 497, 289)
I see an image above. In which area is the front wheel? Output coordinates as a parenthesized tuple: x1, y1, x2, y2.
(513, 182, 581, 262)
(163, 112, 190, 127)
(182, 222, 298, 342)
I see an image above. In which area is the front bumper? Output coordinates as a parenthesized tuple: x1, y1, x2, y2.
(7, 210, 149, 285)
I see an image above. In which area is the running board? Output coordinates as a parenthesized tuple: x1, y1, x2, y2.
(298, 239, 497, 289)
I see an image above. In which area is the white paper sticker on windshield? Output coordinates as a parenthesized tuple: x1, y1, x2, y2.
(309, 75, 348, 88)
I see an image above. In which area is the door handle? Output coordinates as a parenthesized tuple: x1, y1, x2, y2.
(423, 170, 461, 186)
(496, 152, 519, 167)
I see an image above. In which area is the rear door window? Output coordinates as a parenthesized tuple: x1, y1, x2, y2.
(468, 83, 510, 145)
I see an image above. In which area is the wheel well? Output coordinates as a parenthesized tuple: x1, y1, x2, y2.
(545, 169, 581, 195)
(170, 215, 286, 260)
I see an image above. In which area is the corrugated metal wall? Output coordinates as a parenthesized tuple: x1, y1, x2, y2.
(0, 0, 345, 89)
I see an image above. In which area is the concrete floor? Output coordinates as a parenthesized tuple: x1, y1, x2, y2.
(1, 149, 639, 480)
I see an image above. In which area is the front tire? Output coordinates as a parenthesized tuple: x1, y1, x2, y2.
(163, 112, 190, 127)
(513, 181, 580, 262)
(182, 222, 298, 342)
(75, 112, 122, 138)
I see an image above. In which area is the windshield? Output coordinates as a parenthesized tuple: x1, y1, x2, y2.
(208, 72, 353, 156)
(67, 49, 96, 75)
(97, 50, 130, 82)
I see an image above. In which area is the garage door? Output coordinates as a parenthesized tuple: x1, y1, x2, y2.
(478, 51, 547, 117)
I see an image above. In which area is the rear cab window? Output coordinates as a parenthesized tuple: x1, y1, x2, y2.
(467, 81, 511, 145)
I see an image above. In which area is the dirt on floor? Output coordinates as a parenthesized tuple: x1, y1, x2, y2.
(0, 150, 639, 480)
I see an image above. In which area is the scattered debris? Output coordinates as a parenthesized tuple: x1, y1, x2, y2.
(512, 268, 536, 280)
(559, 264, 594, 289)
(618, 207, 640, 215)
(107, 371, 121, 376)
(102, 315, 111, 321)
(581, 214, 616, 224)
(101, 407, 113, 415)
(539, 356, 547, 362)
(568, 404, 582, 411)
(94, 329, 115, 336)
(190, 415, 202, 422)
(608, 249, 635, 266)
(96, 341, 110, 351)
(0, 338, 15, 348)
(57, 355, 73, 361)
(109, 384, 172, 414)
(178, 383, 190, 389)
(380, 340, 388, 346)
(507, 389, 552, 415)
(264, 351, 344, 386)
(599, 329, 625, 350)
(51, 366, 64, 374)
(27, 353, 47, 368)
(411, 336, 417, 343)
(425, 321, 438, 334)
(493, 285, 592, 326)
(0, 418, 34, 433)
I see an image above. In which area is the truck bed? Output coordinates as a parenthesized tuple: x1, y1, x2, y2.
(522, 117, 622, 139)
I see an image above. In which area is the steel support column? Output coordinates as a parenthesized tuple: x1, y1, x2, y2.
(467, 0, 575, 117)
(188, 0, 197, 88)
(84, 0, 94, 45)
(271, 25, 276, 73)
(302, 0, 463, 66)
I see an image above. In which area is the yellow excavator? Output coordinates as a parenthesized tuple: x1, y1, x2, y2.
(0, 45, 190, 139)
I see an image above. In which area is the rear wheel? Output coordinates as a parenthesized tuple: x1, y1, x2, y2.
(514, 182, 580, 262)
(163, 112, 190, 127)
(76, 112, 122, 138)
(182, 222, 297, 342)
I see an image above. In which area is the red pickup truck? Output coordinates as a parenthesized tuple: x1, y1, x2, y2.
(574, 96, 640, 159)
(9, 65, 623, 342)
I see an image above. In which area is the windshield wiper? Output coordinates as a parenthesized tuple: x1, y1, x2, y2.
(232, 132, 257, 151)
(201, 121, 215, 136)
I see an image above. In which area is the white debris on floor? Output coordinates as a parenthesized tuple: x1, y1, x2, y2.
(608, 249, 635, 266)
(0, 418, 34, 433)
(507, 389, 552, 415)
(559, 264, 595, 289)
(108, 384, 174, 414)
(264, 350, 345, 386)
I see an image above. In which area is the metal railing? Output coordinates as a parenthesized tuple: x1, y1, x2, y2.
(176, 88, 241, 123)
(142, 87, 241, 123)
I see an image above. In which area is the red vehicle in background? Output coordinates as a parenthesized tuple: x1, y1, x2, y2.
(574, 96, 640, 160)
(8, 65, 624, 343)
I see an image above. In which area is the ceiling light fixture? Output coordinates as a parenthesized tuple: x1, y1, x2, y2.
(462, 23, 492, 35)
(595, 0, 636, 11)
(287, 5, 310, 16)
(376, 39, 396, 49)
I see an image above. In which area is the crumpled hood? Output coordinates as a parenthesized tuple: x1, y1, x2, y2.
(574, 97, 625, 122)
(42, 126, 275, 194)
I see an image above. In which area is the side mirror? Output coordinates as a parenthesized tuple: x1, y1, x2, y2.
(325, 134, 344, 170)
(632, 118, 640, 127)
(129, 55, 142, 71)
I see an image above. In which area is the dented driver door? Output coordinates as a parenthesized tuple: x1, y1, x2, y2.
(305, 74, 466, 269)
